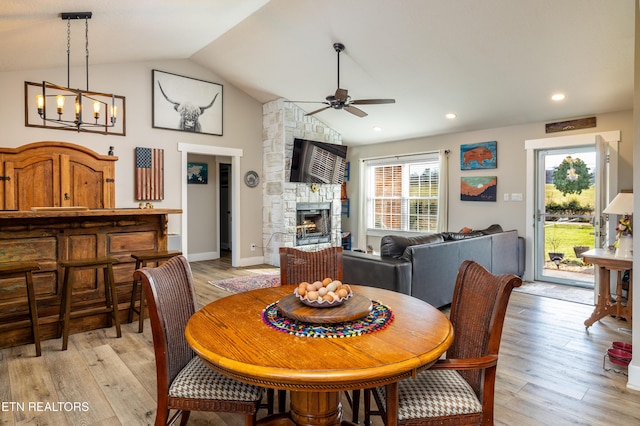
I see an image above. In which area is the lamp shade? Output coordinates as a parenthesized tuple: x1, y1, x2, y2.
(603, 193, 633, 215)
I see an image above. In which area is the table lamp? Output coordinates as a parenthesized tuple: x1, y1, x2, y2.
(603, 192, 633, 257)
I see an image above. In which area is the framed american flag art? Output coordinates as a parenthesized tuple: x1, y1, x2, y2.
(135, 147, 164, 200)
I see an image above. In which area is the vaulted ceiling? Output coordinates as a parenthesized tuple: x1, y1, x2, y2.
(1, 0, 634, 145)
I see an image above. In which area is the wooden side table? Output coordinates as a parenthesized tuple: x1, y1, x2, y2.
(582, 248, 632, 328)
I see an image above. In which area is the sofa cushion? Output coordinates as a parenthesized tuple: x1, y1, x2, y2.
(380, 234, 444, 259)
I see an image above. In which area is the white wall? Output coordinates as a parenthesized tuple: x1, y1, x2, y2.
(0, 59, 264, 263)
(626, 0, 640, 391)
(343, 110, 633, 251)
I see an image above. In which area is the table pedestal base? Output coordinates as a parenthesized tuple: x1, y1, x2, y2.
(258, 391, 357, 426)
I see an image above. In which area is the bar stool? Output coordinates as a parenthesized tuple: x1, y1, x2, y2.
(128, 250, 182, 333)
(0, 262, 41, 356)
(58, 257, 122, 351)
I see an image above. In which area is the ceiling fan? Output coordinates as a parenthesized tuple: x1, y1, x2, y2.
(298, 43, 395, 118)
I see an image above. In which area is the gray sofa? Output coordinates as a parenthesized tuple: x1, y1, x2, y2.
(343, 225, 524, 308)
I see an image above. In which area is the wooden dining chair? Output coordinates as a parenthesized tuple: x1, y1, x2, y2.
(277, 246, 349, 415)
(364, 260, 522, 426)
(279, 246, 343, 285)
(134, 255, 269, 426)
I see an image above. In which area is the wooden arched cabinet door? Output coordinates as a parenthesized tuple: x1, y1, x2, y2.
(0, 142, 116, 210)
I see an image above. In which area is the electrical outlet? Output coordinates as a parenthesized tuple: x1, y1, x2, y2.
(250, 243, 256, 251)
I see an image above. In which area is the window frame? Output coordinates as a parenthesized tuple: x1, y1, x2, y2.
(364, 152, 441, 235)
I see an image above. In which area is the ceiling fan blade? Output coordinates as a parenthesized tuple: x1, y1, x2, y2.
(351, 99, 396, 105)
(305, 105, 332, 116)
(335, 88, 349, 103)
(344, 105, 368, 118)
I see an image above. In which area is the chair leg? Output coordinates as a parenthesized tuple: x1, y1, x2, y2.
(364, 388, 371, 426)
(266, 389, 274, 415)
(24, 270, 41, 357)
(179, 410, 191, 426)
(128, 278, 139, 323)
(278, 390, 286, 413)
(60, 267, 73, 351)
(351, 389, 361, 424)
(137, 285, 145, 333)
(106, 264, 122, 338)
(128, 259, 145, 333)
(245, 413, 257, 426)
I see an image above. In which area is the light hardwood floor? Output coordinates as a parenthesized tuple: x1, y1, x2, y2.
(0, 255, 638, 425)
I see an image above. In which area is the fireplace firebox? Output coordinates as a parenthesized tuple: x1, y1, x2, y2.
(296, 202, 331, 246)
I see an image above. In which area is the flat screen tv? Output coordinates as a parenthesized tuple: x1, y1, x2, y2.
(289, 138, 348, 184)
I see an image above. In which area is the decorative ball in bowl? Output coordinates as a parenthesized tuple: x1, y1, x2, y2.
(294, 278, 353, 308)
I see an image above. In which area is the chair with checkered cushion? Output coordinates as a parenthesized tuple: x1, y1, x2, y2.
(134, 255, 269, 425)
(365, 260, 521, 425)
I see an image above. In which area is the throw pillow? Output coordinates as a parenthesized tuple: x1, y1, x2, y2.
(380, 234, 444, 258)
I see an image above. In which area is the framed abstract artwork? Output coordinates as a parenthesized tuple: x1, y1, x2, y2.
(460, 141, 497, 170)
(152, 69, 223, 136)
(460, 176, 497, 202)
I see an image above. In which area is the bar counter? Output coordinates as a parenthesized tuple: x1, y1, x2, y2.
(0, 208, 182, 349)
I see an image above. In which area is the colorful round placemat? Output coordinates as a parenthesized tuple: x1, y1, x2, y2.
(262, 300, 394, 338)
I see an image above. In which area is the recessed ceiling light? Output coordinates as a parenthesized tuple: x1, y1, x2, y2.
(373, 126, 382, 132)
(551, 93, 565, 101)
(446, 113, 457, 119)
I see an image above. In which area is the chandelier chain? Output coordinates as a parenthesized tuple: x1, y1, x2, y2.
(66, 18, 71, 87)
(85, 17, 90, 91)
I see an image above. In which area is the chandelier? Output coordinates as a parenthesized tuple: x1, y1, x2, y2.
(33, 12, 119, 133)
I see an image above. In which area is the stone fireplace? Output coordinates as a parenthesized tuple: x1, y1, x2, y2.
(262, 99, 343, 265)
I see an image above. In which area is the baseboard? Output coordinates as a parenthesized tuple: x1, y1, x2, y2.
(236, 255, 267, 267)
(188, 251, 219, 262)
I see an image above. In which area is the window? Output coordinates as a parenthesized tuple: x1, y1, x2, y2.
(365, 153, 441, 233)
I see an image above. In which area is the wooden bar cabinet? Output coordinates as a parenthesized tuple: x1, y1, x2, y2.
(0, 142, 181, 349)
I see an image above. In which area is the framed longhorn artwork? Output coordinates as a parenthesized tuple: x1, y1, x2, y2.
(152, 69, 223, 136)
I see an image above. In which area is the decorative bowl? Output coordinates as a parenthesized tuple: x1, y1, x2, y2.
(294, 287, 353, 308)
(607, 348, 632, 366)
(612, 341, 633, 353)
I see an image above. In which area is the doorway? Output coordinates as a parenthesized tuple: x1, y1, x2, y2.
(534, 147, 597, 287)
(179, 143, 243, 267)
(219, 163, 232, 251)
(524, 131, 620, 285)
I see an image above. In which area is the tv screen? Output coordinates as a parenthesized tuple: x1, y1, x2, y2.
(289, 139, 348, 184)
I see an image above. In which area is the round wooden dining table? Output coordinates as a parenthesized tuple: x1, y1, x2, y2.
(185, 285, 453, 426)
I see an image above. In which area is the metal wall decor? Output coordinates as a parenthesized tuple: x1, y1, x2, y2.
(244, 171, 259, 188)
(545, 117, 596, 133)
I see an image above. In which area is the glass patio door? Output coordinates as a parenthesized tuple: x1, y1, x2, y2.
(534, 144, 604, 288)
